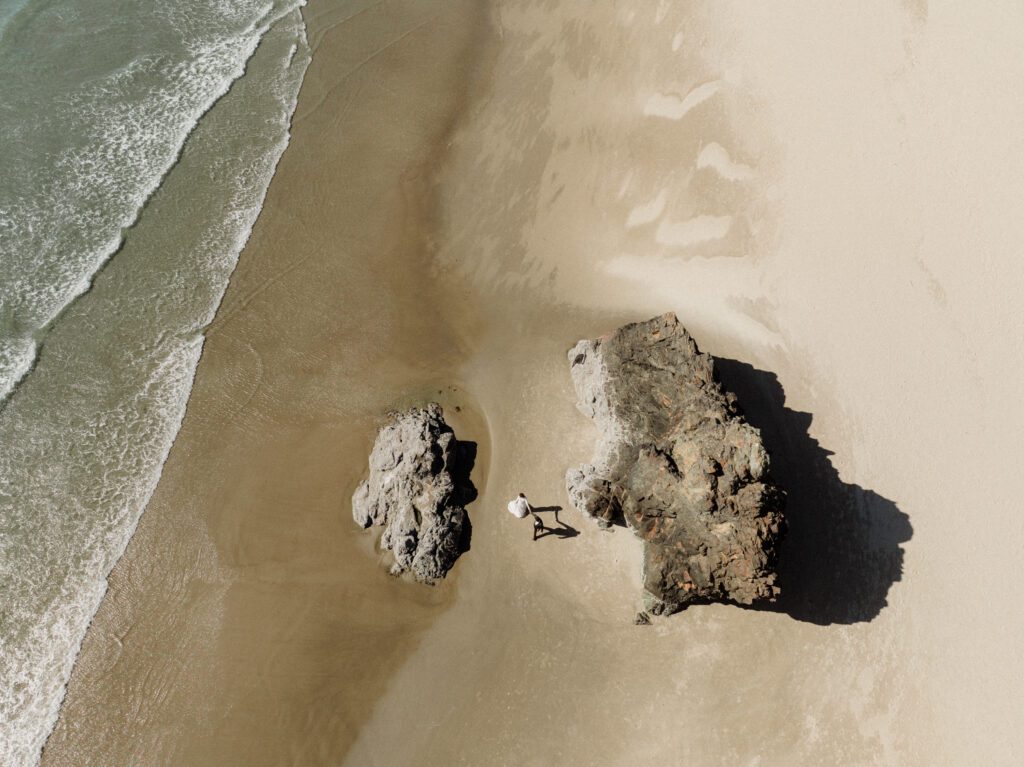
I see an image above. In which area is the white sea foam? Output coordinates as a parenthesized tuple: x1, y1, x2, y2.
(0, 5, 311, 765)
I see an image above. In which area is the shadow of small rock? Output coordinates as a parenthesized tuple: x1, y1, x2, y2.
(452, 439, 477, 555)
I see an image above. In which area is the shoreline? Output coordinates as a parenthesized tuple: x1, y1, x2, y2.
(0, 6, 311, 765)
(41, 2, 497, 764)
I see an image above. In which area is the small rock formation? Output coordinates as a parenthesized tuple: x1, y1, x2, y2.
(566, 313, 785, 614)
(353, 404, 474, 583)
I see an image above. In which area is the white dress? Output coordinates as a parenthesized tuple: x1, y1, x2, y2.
(507, 496, 531, 519)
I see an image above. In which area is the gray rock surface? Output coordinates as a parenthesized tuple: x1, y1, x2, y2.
(566, 313, 786, 613)
(353, 404, 473, 583)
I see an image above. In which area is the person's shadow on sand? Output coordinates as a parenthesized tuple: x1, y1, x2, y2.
(532, 506, 579, 540)
(713, 358, 913, 625)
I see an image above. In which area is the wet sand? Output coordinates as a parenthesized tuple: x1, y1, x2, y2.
(41, 1, 495, 764)
(44, 1, 1024, 765)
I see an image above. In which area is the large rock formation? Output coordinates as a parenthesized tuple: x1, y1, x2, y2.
(566, 313, 785, 614)
(353, 404, 474, 583)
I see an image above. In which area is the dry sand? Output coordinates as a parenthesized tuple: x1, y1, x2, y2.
(43, 1, 1024, 765)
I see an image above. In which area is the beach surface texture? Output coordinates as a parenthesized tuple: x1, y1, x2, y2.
(24, 1, 1024, 766)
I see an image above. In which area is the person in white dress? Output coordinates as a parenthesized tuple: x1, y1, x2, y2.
(507, 493, 545, 540)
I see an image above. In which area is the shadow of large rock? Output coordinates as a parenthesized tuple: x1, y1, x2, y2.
(714, 358, 912, 625)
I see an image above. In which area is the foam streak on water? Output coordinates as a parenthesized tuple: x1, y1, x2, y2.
(0, 3, 310, 764)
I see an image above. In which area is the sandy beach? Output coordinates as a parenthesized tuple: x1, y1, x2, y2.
(42, 1, 1024, 765)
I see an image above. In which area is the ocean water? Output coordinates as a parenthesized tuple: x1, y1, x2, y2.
(0, 1, 311, 763)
